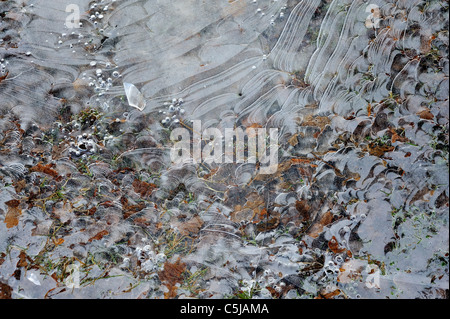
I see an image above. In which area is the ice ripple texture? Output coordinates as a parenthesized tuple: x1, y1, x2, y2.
(0, 0, 448, 299)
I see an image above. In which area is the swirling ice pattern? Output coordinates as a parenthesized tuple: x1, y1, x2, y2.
(0, 0, 448, 299)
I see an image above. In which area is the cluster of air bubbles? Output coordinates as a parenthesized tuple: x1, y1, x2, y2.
(305, 252, 344, 286)
(84, 61, 120, 97)
(272, 4, 287, 24)
(87, 1, 114, 32)
(324, 259, 341, 277)
(132, 245, 167, 275)
(0, 58, 8, 76)
(68, 133, 98, 158)
(251, 1, 285, 24)
(54, 31, 87, 54)
(349, 213, 366, 223)
(247, 268, 294, 298)
(160, 98, 185, 125)
(59, 1, 117, 52)
(280, 5, 286, 18)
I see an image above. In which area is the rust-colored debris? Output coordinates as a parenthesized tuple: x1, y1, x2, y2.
(0, 282, 12, 299)
(178, 215, 204, 236)
(121, 196, 146, 219)
(132, 179, 156, 197)
(14, 179, 26, 193)
(307, 212, 334, 238)
(316, 289, 342, 299)
(255, 212, 280, 232)
(158, 258, 186, 299)
(88, 230, 109, 242)
(4, 199, 22, 229)
(300, 114, 331, 130)
(367, 142, 394, 157)
(417, 109, 434, 120)
(328, 236, 346, 254)
(295, 200, 310, 221)
(0, 71, 8, 83)
(30, 163, 60, 180)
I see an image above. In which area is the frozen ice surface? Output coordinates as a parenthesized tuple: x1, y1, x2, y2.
(0, 0, 448, 299)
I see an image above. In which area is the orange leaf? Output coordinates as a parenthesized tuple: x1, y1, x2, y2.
(132, 179, 156, 197)
(30, 163, 60, 179)
(54, 238, 65, 246)
(88, 230, 109, 242)
(158, 258, 186, 299)
(328, 236, 346, 254)
(316, 289, 341, 299)
(255, 214, 280, 232)
(4, 200, 22, 229)
(367, 143, 394, 157)
(417, 109, 434, 120)
(291, 158, 313, 164)
(178, 216, 204, 236)
(389, 128, 408, 143)
(0, 71, 9, 83)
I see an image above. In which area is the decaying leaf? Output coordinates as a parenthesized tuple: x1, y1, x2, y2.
(255, 212, 280, 232)
(0, 71, 8, 83)
(389, 128, 409, 143)
(417, 109, 434, 120)
(328, 236, 346, 254)
(288, 133, 299, 146)
(307, 211, 334, 238)
(121, 196, 145, 219)
(202, 168, 219, 179)
(231, 192, 266, 224)
(367, 142, 394, 157)
(337, 260, 366, 283)
(158, 258, 186, 299)
(88, 230, 109, 242)
(14, 179, 26, 193)
(52, 201, 73, 223)
(295, 200, 310, 221)
(4, 199, 22, 229)
(300, 114, 331, 130)
(30, 163, 60, 180)
(316, 289, 342, 299)
(0, 282, 12, 299)
(178, 216, 204, 236)
(17, 250, 34, 269)
(132, 179, 156, 197)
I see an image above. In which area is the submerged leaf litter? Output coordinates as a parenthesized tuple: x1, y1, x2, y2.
(0, 0, 448, 299)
